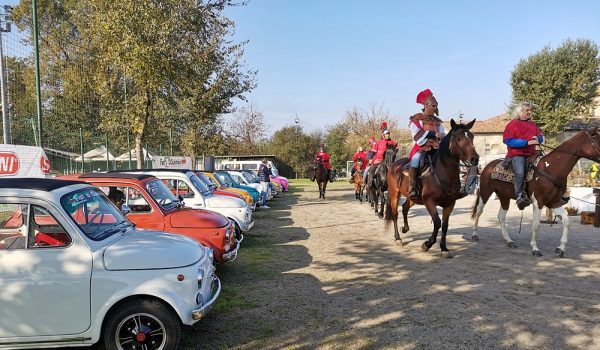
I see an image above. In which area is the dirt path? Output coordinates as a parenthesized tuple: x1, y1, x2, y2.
(189, 181, 600, 349)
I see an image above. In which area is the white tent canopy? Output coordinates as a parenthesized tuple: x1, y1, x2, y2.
(115, 147, 158, 162)
(74, 145, 115, 162)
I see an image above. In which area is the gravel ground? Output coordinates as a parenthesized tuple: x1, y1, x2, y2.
(184, 180, 600, 349)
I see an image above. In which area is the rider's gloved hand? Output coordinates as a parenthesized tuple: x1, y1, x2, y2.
(426, 131, 436, 139)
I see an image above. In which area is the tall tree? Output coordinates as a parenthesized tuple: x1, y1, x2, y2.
(510, 38, 600, 133)
(270, 125, 315, 178)
(324, 122, 350, 170)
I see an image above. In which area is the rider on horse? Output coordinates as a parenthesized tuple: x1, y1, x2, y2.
(407, 88, 446, 200)
(502, 101, 544, 209)
(311, 144, 333, 182)
(369, 122, 398, 166)
(350, 146, 367, 182)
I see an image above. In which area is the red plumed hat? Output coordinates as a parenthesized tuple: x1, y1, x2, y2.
(416, 89, 433, 104)
(380, 122, 388, 131)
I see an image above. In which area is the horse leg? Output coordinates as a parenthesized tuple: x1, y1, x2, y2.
(439, 204, 455, 258)
(422, 202, 441, 253)
(401, 199, 411, 233)
(497, 195, 517, 248)
(387, 189, 403, 245)
(552, 205, 569, 257)
(530, 195, 543, 257)
(471, 193, 487, 241)
(377, 189, 385, 218)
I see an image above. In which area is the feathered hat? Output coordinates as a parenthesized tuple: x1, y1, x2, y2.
(416, 89, 433, 104)
(380, 122, 390, 134)
(368, 136, 376, 145)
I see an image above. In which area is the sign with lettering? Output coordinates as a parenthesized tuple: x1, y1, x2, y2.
(152, 156, 192, 170)
(0, 145, 51, 178)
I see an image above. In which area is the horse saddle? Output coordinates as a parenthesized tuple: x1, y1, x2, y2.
(491, 156, 541, 183)
(401, 154, 432, 178)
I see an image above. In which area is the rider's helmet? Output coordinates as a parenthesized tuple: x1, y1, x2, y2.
(417, 88, 439, 116)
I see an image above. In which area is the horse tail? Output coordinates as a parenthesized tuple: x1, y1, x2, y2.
(470, 188, 480, 220)
(384, 191, 392, 221)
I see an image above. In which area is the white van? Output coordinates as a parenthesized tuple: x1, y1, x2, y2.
(218, 160, 285, 178)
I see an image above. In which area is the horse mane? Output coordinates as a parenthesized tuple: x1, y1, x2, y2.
(435, 128, 454, 161)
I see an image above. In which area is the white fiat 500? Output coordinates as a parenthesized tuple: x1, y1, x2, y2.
(0, 178, 220, 350)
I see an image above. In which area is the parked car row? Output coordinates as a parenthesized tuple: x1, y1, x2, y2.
(0, 167, 288, 350)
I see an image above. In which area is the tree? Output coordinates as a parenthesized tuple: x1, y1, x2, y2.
(324, 122, 350, 170)
(227, 104, 268, 155)
(510, 39, 600, 133)
(270, 125, 315, 178)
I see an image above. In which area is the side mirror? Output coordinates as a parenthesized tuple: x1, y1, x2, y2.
(178, 194, 184, 202)
(121, 204, 131, 215)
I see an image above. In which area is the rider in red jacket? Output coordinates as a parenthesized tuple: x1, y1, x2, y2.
(370, 122, 398, 165)
(350, 146, 367, 182)
(311, 144, 333, 182)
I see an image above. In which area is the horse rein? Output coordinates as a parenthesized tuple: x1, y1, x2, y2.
(537, 131, 600, 162)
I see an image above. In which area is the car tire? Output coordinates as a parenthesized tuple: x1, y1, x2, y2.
(103, 298, 181, 350)
(234, 222, 242, 240)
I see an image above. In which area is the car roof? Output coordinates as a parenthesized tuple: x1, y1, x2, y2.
(112, 169, 193, 175)
(79, 173, 156, 180)
(0, 178, 87, 191)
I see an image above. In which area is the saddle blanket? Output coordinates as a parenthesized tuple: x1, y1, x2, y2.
(490, 157, 540, 183)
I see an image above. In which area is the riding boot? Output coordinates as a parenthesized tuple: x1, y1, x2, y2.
(408, 167, 419, 200)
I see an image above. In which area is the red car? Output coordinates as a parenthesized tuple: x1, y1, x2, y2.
(60, 173, 239, 263)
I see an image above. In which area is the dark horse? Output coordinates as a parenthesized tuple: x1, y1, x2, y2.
(385, 119, 478, 257)
(353, 158, 365, 203)
(471, 127, 600, 257)
(314, 155, 328, 199)
(373, 145, 398, 218)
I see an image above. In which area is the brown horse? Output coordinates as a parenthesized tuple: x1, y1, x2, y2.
(385, 119, 478, 257)
(353, 158, 365, 203)
(314, 156, 328, 199)
(471, 127, 600, 257)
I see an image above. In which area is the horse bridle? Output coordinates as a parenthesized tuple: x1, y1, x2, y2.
(538, 130, 600, 162)
(449, 130, 476, 167)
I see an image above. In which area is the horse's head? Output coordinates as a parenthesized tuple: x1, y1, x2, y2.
(446, 119, 479, 167)
(581, 126, 600, 162)
(356, 157, 364, 167)
(383, 144, 397, 166)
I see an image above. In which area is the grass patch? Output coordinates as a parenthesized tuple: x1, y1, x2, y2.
(212, 286, 257, 313)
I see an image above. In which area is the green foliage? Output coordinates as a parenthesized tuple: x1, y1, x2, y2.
(269, 126, 315, 178)
(324, 122, 350, 170)
(9, 0, 255, 164)
(510, 38, 600, 133)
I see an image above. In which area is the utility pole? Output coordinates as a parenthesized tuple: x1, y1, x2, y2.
(0, 6, 12, 144)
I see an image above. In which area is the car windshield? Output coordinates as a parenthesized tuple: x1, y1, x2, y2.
(189, 174, 213, 197)
(197, 173, 218, 191)
(61, 188, 132, 241)
(146, 179, 180, 210)
(217, 172, 239, 188)
(243, 171, 260, 182)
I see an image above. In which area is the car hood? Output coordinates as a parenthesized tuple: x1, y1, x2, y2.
(104, 229, 203, 270)
(168, 207, 229, 228)
(206, 195, 246, 208)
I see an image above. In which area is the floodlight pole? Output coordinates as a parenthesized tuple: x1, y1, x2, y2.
(0, 7, 12, 144)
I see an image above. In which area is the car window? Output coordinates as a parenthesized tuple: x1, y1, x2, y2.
(0, 204, 28, 249)
(29, 205, 72, 248)
(189, 175, 212, 197)
(120, 186, 152, 213)
(61, 188, 129, 241)
(197, 173, 218, 190)
(145, 179, 179, 210)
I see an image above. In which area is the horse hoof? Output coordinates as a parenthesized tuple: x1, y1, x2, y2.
(421, 242, 430, 252)
(441, 251, 452, 259)
(401, 227, 409, 234)
(395, 239, 403, 246)
(531, 250, 543, 257)
(555, 248, 565, 258)
(471, 235, 479, 241)
(507, 242, 517, 248)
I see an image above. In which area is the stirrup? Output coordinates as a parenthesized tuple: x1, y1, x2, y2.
(408, 189, 419, 200)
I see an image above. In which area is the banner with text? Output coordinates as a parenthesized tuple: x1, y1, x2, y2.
(152, 156, 192, 169)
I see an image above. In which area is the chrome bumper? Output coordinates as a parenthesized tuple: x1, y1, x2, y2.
(191, 275, 221, 321)
(222, 234, 243, 262)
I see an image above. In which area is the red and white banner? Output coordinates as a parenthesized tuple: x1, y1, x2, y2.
(0, 144, 51, 178)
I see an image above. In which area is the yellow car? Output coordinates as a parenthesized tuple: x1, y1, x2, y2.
(200, 171, 255, 210)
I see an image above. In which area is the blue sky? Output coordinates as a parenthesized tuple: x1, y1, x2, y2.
(224, 0, 600, 133)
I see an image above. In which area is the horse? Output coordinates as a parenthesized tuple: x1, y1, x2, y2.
(314, 155, 329, 199)
(385, 119, 478, 258)
(471, 127, 600, 257)
(373, 145, 398, 218)
(353, 158, 365, 203)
